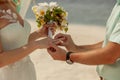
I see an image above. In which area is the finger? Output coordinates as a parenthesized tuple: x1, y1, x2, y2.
(47, 47, 56, 53)
(54, 40, 63, 45)
(50, 22, 56, 27)
(43, 24, 48, 28)
(47, 48, 54, 55)
(53, 39, 66, 46)
(49, 42, 58, 50)
(54, 34, 65, 39)
(59, 37, 67, 42)
(47, 23, 55, 29)
(54, 33, 62, 38)
(54, 37, 67, 42)
(50, 27, 55, 32)
(48, 42, 58, 53)
(42, 25, 49, 31)
(50, 28, 56, 35)
(47, 48, 57, 60)
(50, 27, 56, 31)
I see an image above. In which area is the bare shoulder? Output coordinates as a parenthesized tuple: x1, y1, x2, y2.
(0, 9, 17, 29)
(0, 10, 10, 29)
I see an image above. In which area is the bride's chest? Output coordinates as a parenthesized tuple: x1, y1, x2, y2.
(0, 21, 31, 50)
(2, 23, 25, 35)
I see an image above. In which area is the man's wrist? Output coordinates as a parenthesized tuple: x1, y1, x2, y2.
(66, 44, 78, 52)
(66, 52, 74, 64)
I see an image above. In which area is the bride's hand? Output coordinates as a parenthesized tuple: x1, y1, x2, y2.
(37, 23, 56, 37)
(36, 37, 53, 49)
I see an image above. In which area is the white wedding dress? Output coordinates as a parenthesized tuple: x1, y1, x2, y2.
(0, 0, 37, 80)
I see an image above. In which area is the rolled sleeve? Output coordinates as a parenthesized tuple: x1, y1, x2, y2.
(109, 22, 120, 44)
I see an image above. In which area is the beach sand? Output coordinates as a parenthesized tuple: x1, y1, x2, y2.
(28, 20, 106, 80)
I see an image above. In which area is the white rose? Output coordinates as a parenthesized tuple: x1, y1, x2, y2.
(37, 2, 49, 16)
(32, 5, 38, 14)
(49, 2, 58, 10)
(61, 19, 68, 26)
(38, 2, 49, 8)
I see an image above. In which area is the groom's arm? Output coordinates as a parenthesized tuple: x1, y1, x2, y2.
(74, 41, 103, 52)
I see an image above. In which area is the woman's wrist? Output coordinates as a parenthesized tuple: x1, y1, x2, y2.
(35, 30, 43, 38)
(35, 40, 47, 49)
(30, 41, 40, 49)
(29, 31, 42, 42)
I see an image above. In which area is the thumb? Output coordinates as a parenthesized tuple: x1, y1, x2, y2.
(47, 47, 56, 53)
(48, 42, 58, 52)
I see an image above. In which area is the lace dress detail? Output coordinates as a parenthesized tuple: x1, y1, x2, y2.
(0, 9, 17, 23)
(0, 8, 36, 80)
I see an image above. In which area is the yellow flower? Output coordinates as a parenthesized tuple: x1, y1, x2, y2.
(32, 6, 38, 14)
(40, 19, 45, 25)
(32, 2, 68, 32)
(61, 19, 67, 26)
(61, 12, 68, 18)
(35, 13, 39, 19)
(39, 10, 45, 16)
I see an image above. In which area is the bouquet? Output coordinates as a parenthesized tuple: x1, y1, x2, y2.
(32, 2, 68, 38)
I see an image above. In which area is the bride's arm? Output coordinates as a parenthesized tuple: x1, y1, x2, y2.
(28, 30, 44, 42)
(0, 40, 38, 67)
(0, 20, 51, 68)
(29, 23, 55, 42)
(0, 37, 51, 67)
(28, 26, 48, 43)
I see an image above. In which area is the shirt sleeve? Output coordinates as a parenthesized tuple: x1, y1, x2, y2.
(109, 19, 120, 44)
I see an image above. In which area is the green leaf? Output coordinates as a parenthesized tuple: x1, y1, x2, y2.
(64, 27, 68, 33)
(37, 23, 41, 28)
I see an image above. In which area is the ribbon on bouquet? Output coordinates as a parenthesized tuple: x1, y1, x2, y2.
(47, 20, 55, 38)
(48, 27, 53, 38)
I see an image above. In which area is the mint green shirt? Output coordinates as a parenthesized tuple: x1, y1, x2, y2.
(96, 0, 120, 80)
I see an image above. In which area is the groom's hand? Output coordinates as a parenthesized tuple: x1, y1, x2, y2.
(54, 33, 76, 52)
(54, 33, 72, 46)
(47, 42, 66, 61)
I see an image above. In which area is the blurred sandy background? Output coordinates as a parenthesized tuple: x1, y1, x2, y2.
(25, 0, 115, 80)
